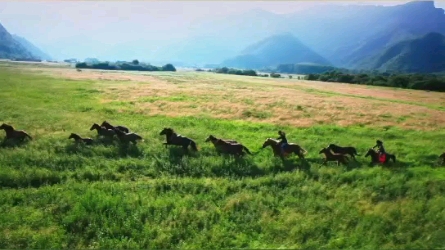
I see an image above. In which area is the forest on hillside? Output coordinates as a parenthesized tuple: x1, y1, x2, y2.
(305, 71, 445, 92)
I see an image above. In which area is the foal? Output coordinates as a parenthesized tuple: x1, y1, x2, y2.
(319, 147, 349, 166)
(68, 133, 94, 145)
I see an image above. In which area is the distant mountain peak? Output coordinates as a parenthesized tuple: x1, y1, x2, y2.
(222, 33, 330, 69)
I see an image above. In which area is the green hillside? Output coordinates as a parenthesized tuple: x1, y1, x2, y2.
(362, 32, 445, 73)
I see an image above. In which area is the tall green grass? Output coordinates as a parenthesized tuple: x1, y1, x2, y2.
(0, 67, 445, 248)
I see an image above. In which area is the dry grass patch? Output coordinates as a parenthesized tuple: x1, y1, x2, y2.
(20, 67, 445, 130)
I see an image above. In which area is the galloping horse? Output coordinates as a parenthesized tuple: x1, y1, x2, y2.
(365, 148, 396, 164)
(319, 147, 349, 166)
(0, 123, 32, 142)
(100, 121, 130, 133)
(261, 138, 307, 159)
(205, 135, 251, 156)
(327, 144, 359, 160)
(90, 123, 116, 138)
(159, 127, 198, 152)
(114, 128, 143, 144)
(68, 133, 94, 145)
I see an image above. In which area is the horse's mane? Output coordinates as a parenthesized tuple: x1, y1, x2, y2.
(266, 138, 279, 143)
(163, 127, 175, 133)
(69, 133, 80, 139)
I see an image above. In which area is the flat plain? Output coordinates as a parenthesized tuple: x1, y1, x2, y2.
(1, 62, 445, 249)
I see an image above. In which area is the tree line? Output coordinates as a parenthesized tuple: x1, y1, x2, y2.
(75, 60, 176, 72)
(204, 67, 286, 78)
(305, 71, 445, 92)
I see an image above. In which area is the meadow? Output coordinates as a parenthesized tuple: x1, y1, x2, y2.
(1, 62, 445, 248)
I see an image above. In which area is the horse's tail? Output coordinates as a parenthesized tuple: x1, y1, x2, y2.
(190, 140, 198, 151)
(25, 132, 32, 140)
(242, 145, 252, 155)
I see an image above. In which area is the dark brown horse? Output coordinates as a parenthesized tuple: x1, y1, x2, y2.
(319, 147, 349, 166)
(68, 133, 94, 145)
(159, 128, 198, 152)
(205, 135, 251, 156)
(114, 128, 143, 144)
(261, 138, 307, 159)
(327, 144, 359, 160)
(365, 148, 396, 164)
(90, 123, 116, 138)
(0, 123, 32, 142)
(100, 121, 130, 133)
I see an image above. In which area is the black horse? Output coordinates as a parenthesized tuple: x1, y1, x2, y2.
(365, 148, 396, 165)
(327, 144, 359, 160)
(159, 127, 198, 152)
(101, 121, 130, 133)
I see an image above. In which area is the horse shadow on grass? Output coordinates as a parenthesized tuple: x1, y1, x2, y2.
(166, 146, 200, 160)
(0, 138, 31, 148)
(304, 156, 365, 171)
(271, 157, 311, 174)
(364, 158, 411, 172)
(211, 155, 265, 178)
(116, 143, 144, 158)
(420, 154, 443, 168)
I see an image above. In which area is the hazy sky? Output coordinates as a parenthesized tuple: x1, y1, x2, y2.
(0, 1, 443, 60)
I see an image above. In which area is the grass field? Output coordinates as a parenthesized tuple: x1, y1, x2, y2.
(1, 62, 445, 248)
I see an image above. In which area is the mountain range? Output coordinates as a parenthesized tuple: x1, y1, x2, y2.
(0, 23, 51, 61)
(157, 0, 445, 73)
(2, 1, 445, 73)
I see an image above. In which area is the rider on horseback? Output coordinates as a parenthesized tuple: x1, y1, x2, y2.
(373, 140, 386, 160)
(277, 130, 288, 155)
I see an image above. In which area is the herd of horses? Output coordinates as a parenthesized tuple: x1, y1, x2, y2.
(0, 121, 439, 166)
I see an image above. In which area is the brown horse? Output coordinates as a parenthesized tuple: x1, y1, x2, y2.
(327, 144, 359, 160)
(319, 147, 349, 166)
(159, 128, 198, 152)
(90, 123, 116, 138)
(261, 138, 307, 159)
(68, 133, 94, 145)
(100, 121, 130, 133)
(0, 123, 32, 142)
(439, 152, 445, 166)
(365, 148, 396, 165)
(114, 128, 143, 144)
(205, 135, 251, 156)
